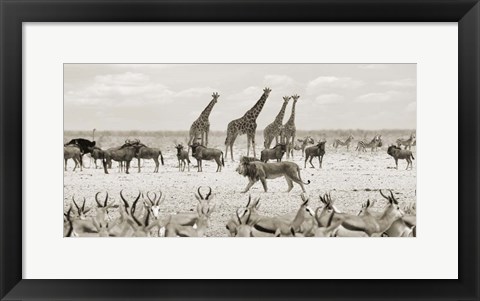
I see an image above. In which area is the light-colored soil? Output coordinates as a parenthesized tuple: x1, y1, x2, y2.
(63, 134, 416, 237)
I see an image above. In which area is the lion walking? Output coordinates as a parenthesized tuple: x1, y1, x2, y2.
(236, 157, 311, 193)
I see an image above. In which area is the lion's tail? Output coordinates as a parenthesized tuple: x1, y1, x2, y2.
(297, 167, 311, 185)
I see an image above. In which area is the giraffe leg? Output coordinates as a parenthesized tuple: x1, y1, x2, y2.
(247, 136, 251, 157)
(205, 130, 209, 147)
(252, 135, 257, 158)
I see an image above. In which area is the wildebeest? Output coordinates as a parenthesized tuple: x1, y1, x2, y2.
(90, 146, 106, 169)
(130, 141, 164, 173)
(103, 141, 137, 174)
(387, 145, 415, 170)
(175, 144, 191, 172)
(64, 138, 96, 167)
(304, 140, 326, 168)
(64, 145, 82, 171)
(260, 143, 287, 163)
(190, 143, 225, 172)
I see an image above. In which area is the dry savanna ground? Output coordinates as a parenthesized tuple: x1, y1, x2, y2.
(64, 130, 417, 237)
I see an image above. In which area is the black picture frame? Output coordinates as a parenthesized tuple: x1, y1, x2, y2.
(1, 0, 479, 300)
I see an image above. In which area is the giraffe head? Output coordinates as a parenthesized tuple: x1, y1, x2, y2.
(263, 87, 272, 96)
(292, 94, 300, 101)
(212, 92, 220, 104)
(282, 96, 291, 103)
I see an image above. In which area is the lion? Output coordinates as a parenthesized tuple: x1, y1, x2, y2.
(235, 157, 311, 193)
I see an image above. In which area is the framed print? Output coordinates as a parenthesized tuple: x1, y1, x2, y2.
(1, 0, 479, 300)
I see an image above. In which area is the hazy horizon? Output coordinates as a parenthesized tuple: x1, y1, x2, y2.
(64, 64, 416, 131)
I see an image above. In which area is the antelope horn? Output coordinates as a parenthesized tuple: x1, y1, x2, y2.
(389, 190, 398, 204)
(246, 194, 252, 207)
(197, 187, 204, 200)
(72, 196, 81, 212)
(119, 190, 130, 214)
(95, 192, 103, 207)
(82, 197, 86, 212)
(146, 191, 156, 205)
(206, 187, 212, 200)
(236, 208, 243, 224)
(144, 209, 150, 227)
(104, 192, 109, 207)
(131, 199, 142, 227)
(379, 190, 389, 200)
(315, 206, 322, 226)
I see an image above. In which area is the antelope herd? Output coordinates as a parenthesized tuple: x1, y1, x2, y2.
(64, 89, 416, 237)
(64, 187, 416, 238)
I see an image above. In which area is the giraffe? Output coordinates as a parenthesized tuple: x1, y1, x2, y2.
(282, 94, 300, 159)
(225, 87, 272, 161)
(263, 96, 291, 149)
(188, 92, 220, 152)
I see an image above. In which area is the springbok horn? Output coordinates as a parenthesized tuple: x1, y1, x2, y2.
(379, 190, 389, 200)
(130, 199, 142, 227)
(197, 187, 204, 200)
(206, 187, 212, 200)
(146, 191, 156, 205)
(65, 207, 72, 219)
(389, 190, 398, 204)
(315, 206, 322, 226)
(104, 192, 109, 207)
(72, 196, 81, 212)
(119, 190, 129, 210)
(144, 209, 150, 227)
(236, 208, 243, 224)
(95, 192, 103, 207)
(82, 197, 86, 212)
(246, 194, 251, 207)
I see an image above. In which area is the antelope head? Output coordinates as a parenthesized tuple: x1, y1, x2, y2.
(94, 191, 117, 223)
(144, 191, 165, 220)
(357, 199, 376, 216)
(235, 208, 252, 237)
(379, 190, 405, 220)
(72, 196, 91, 220)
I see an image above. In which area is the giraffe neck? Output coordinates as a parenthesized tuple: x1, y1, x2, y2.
(286, 101, 297, 125)
(199, 98, 216, 120)
(273, 101, 289, 124)
(245, 92, 268, 120)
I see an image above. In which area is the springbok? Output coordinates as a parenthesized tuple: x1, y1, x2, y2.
(330, 190, 404, 236)
(164, 187, 216, 237)
(274, 194, 315, 237)
(359, 200, 416, 237)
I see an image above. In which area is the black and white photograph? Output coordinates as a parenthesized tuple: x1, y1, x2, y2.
(63, 63, 417, 237)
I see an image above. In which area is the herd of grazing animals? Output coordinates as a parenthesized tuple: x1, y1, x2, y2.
(64, 188, 415, 237)
(64, 88, 416, 237)
(64, 89, 416, 172)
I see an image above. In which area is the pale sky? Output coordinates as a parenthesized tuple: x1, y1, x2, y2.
(64, 64, 416, 131)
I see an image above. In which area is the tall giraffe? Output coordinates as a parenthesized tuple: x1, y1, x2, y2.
(188, 92, 220, 150)
(263, 96, 291, 149)
(282, 94, 300, 159)
(225, 87, 272, 161)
